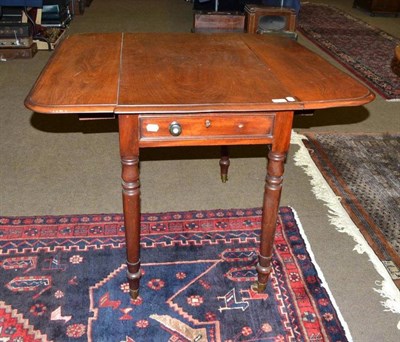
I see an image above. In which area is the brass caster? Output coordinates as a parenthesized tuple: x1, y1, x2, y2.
(221, 174, 228, 183)
(129, 288, 139, 299)
(252, 281, 267, 293)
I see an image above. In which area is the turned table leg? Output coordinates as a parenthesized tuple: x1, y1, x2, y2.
(119, 115, 142, 299)
(256, 150, 286, 291)
(256, 111, 293, 292)
(219, 145, 230, 183)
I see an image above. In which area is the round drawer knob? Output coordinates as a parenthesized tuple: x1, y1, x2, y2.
(169, 121, 182, 136)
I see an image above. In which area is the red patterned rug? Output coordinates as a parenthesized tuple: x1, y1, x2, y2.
(0, 207, 350, 341)
(298, 3, 400, 101)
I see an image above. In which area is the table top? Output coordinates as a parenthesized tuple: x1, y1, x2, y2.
(25, 32, 374, 114)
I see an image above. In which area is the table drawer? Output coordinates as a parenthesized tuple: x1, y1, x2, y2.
(139, 113, 275, 146)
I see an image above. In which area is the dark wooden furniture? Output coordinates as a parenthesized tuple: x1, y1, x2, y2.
(244, 5, 296, 34)
(192, 11, 245, 33)
(353, 0, 400, 16)
(70, 0, 85, 15)
(25, 33, 374, 299)
(394, 45, 400, 76)
(0, 43, 38, 58)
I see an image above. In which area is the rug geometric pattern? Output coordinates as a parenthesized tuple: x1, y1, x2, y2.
(298, 3, 400, 101)
(0, 207, 349, 341)
(303, 133, 400, 285)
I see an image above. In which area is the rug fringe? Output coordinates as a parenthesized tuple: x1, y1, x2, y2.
(290, 131, 400, 328)
(290, 207, 354, 341)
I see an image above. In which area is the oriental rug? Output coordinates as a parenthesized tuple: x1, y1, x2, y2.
(302, 133, 400, 286)
(298, 3, 400, 101)
(0, 207, 350, 341)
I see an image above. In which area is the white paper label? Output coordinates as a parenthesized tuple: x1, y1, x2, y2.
(146, 124, 159, 132)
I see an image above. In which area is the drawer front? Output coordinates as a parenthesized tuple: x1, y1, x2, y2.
(139, 113, 275, 146)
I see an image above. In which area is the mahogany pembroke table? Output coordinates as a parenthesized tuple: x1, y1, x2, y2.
(25, 33, 374, 299)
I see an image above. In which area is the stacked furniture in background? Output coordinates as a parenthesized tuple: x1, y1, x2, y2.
(41, 0, 72, 27)
(353, 0, 400, 16)
(0, 1, 42, 58)
(192, 0, 300, 39)
(70, 0, 86, 16)
(245, 3, 297, 39)
(0, 0, 91, 57)
(27, 0, 71, 51)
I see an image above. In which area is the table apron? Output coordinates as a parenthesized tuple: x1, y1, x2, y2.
(138, 113, 275, 147)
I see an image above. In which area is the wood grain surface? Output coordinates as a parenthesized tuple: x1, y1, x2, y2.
(25, 32, 374, 115)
